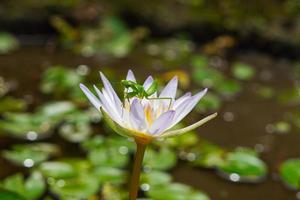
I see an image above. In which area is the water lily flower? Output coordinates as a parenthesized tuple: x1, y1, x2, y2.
(80, 70, 216, 144)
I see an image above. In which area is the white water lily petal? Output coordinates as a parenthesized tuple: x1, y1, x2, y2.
(79, 84, 101, 110)
(149, 110, 176, 134)
(173, 92, 192, 109)
(93, 85, 122, 124)
(126, 69, 136, 82)
(159, 76, 178, 99)
(170, 88, 207, 128)
(161, 113, 217, 138)
(99, 72, 122, 114)
(143, 76, 154, 90)
(130, 99, 147, 130)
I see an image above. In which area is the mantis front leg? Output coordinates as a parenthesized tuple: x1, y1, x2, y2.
(146, 97, 173, 110)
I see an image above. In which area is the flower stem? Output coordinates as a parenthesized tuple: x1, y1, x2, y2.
(129, 140, 147, 200)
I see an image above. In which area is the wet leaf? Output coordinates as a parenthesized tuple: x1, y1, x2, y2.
(2, 143, 59, 167)
(280, 158, 300, 190)
(0, 189, 26, 200)
(102, 183, 127, 200)
(232, 63, 255, 80)
(191, 140, 225, 168)
(217, 148, 267, 183)
(196, 93, 221, 113)
(49, 173, 100, 200)
(141, 171, 172, 186)
(93, 167, 127, 185)
(215, 79, 241, 96)
(0, 32, 19, 54)
(39, 161, 77, 179)
(0, 97, 26, 113)
(147, 183, 210, 200)
(143, 147, 177, 170)
(1, 172, 45, 200)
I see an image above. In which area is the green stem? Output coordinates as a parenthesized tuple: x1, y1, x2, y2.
(129, 140, 147, 200)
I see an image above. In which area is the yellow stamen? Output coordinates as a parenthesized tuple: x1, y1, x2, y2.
(144, 105, 153, 126)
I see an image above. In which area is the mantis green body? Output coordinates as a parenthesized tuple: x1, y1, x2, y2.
(121, 80, 172, 109)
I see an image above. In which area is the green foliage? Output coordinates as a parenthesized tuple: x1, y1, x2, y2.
(0, 97, 27, 113)
(232, 63, 255, 80)
(0, 32, 19, 54)
(1, 172, 46, 200)
(280, 158, 300, 189)
(143, 147, 177, 170)
(2, 143, 59, 167)
(218, 148, 267, 182)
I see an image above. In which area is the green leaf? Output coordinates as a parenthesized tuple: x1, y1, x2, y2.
(143, 147, 177, 170)
(2, 143, 59, 167)
(232, 63, 255, 80)
(217, 148, 267, 183)
(39, 161, 77, 179)
(0, 97, 26, 113)
(0, 189, 26, 200)
(0, 32, 19, 54)
(147, 183, 210, 200)
(141, 171, 172, 186)
(93, 167, 127, 185)
(1, 172, 45, 200)
(280, 158, 300, 189)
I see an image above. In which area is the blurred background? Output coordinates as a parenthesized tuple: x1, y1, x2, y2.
(0, 0, 300, 200)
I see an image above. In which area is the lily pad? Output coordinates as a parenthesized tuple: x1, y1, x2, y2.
(2, 143, 59, 167)
(232, 63, 255, 80)
(0, 32, 19, 54)
(49, 173, 100, 200)
(40, 66, 85, 101)
(1, 172, 45, 200)
(196, 93, 221, 113)
(279, 158, 300, 190)
(0, 97, 27, 113)
(0, 112, 54, 139)
(93, 167, 127, 185)
(217, 148, 267, 183)
(147, 183, 210, 200)
(141, 170, 172, 187)
(39, 161, 77, 179)
(0, 189, 26, 200)
(190, 140, 225, 168)
(143, 147, 177, 170)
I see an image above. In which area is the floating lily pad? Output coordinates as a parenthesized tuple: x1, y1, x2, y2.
(192, 66, 224, 88)
(147, 183, 210, 200)
(141, 170, 172, 187)
(277, 86, 300, 105)
(279, 158, 300, 190)
(2, 143, 59, 167)
(232, 63, 255, 80)
(0, 189, 26, 200)
(196, 93, 221, 113)
(215, 79, 241, 97)
(49, 173, 100, 200)
(0, 32, 19, 54)
(40, 66, 85, 101)
(256, 86, 275, 99)
(39, 161, 77, 179)
(143, 147, 177, 170)
(217, 148, 267, 183)
(1, 172, 45, 200)
(102, 183, 127, 200)
(165, 126, 199, 149)
(93, 167, 127, 185)
(0, 97, 27, 113)
(190, 140, 225, 168)
(0, 112, 54, 139)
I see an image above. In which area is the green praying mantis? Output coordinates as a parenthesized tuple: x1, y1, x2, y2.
(121, 79, 173, 109)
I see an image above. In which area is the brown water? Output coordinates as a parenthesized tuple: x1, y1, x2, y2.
(0, 46, 299, 200)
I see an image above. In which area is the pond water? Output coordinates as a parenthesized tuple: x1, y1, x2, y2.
(0, 46, 299, 200)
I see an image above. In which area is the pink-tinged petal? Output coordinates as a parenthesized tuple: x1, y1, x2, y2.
(172, 92, 192, 109)
(126, 69, 136, 82)
(143, 76, 154, 90)
(170, 88, 207, 128)
(159, 76, 178, 99)
(93, 85, 122, 124)
(148, 110, 176, 134)
(130, 99, 147, 130)
(80, 84, 101, 110)
(99, 72, 122, 114)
